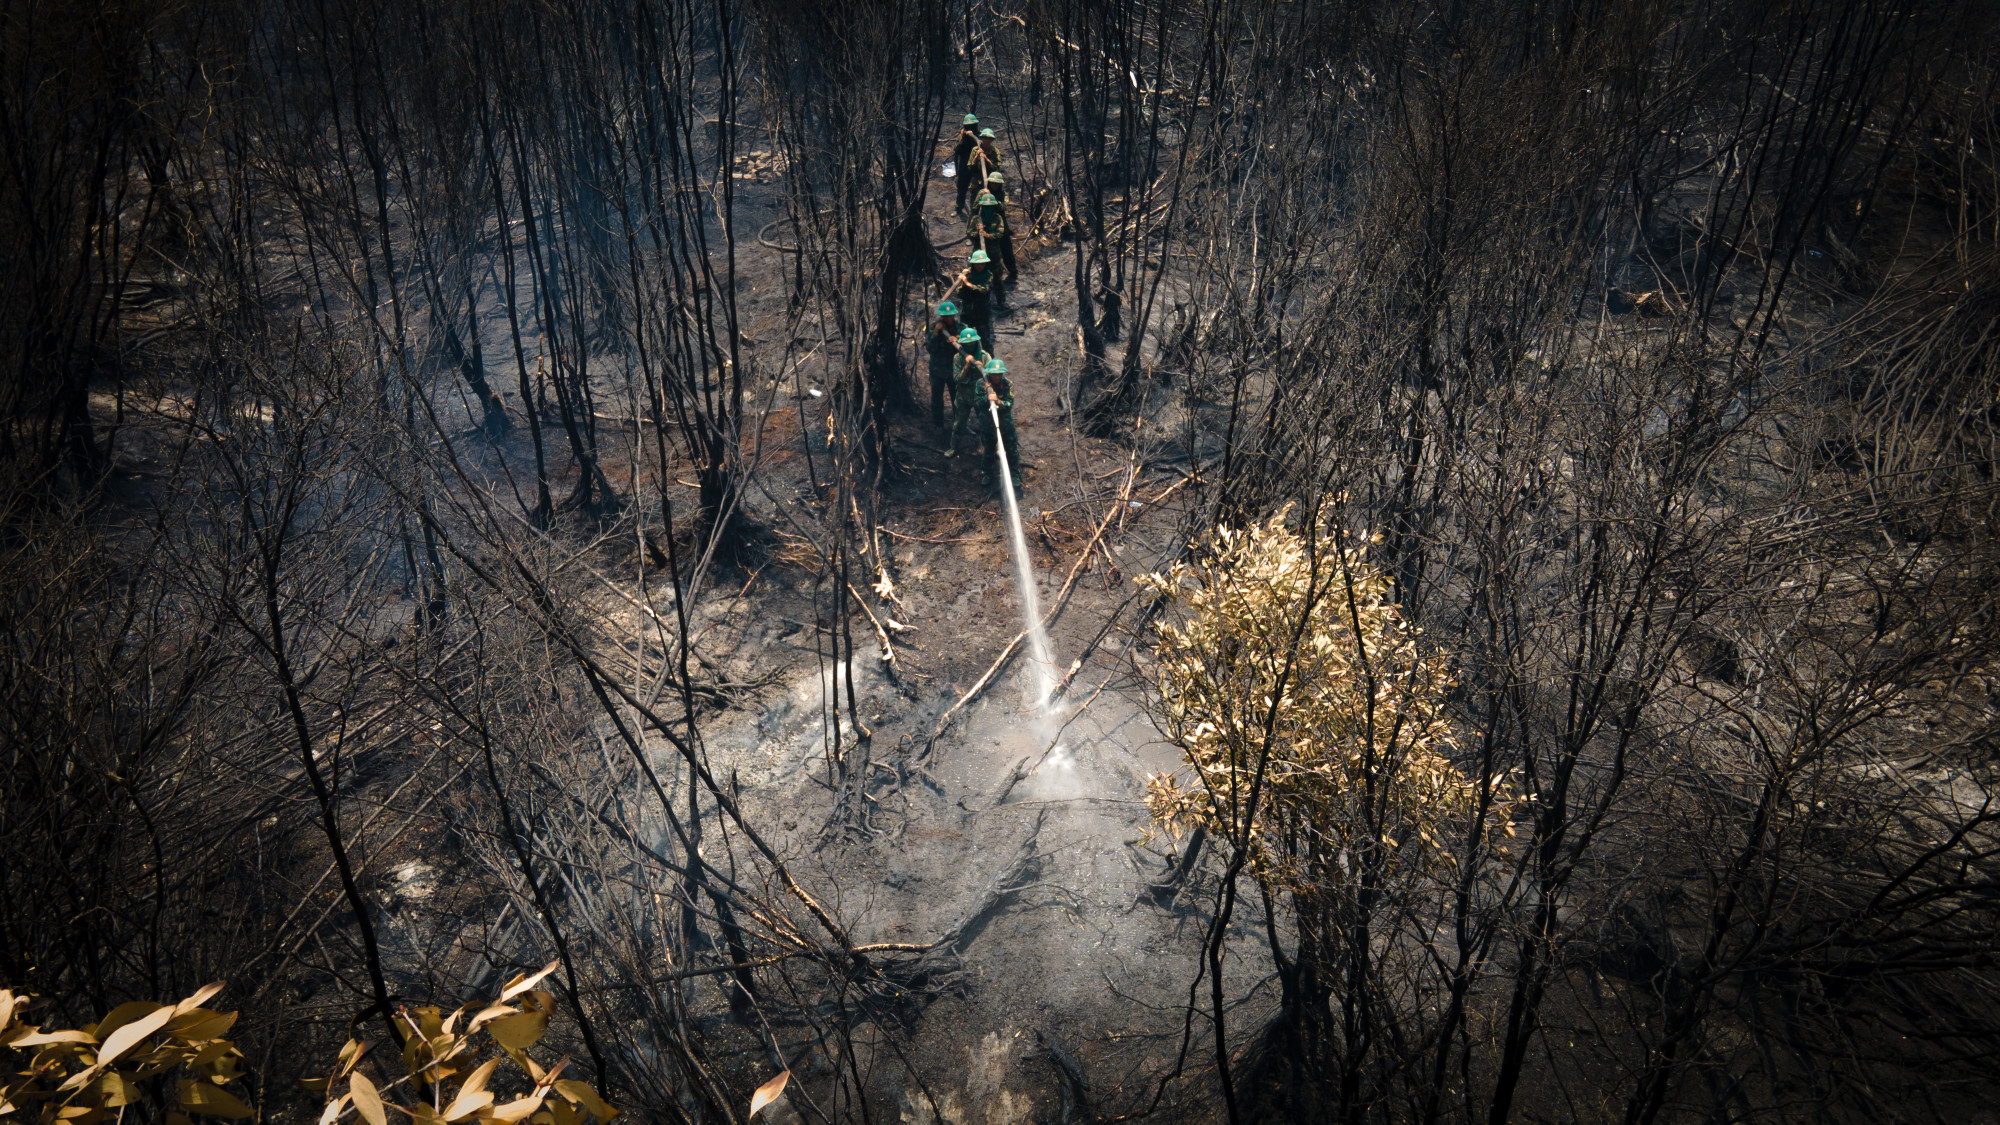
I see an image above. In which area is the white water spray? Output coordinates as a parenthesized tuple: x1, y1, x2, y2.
(989, 398, 1059, 710)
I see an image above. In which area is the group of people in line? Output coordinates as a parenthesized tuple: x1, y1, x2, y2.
(926, 113, 1025, 496)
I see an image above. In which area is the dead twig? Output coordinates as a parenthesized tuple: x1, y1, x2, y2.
(845, 579, 902, 669)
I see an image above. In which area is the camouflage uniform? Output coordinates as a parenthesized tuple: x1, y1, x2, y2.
(972, 193, 1018, 289)
(925, 316, 962, 428)
(955, 266, 995, 347)
(946, 345, 992, 460)
(953, 116, 980, 212)
(978, 363, 1023, 493)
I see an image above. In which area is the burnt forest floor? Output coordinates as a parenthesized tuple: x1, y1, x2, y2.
(483, 142, 1252, 1122)
(663, 151, 1247, 1124)
(88, 128, 1252, 1123)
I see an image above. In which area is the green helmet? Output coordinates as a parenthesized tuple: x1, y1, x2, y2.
(979, 127, 997, 139)
(984, 357, 1008, 374)
(962, 113, 979, 125)
(976, 191, 1000, 208)
(957, 327, 982, 345)
(986, 171, 1004, 183)
(936, 299, 959, 316)
(968, 249, 991, 265)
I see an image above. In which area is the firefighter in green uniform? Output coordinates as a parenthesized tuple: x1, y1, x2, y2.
(950, 249, 996, 347)
(979, 356, 1023, 495)
(945, 327, 991, 460)
(976, 128, 1002, 181)
(972, 189, 1018, 291)
(983, 169, 1006, 205)
(953, 113, 981, 213)
(925, 298, 964, 430)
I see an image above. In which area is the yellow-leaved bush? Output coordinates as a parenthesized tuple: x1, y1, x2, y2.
(1, 962, 615, 1125)
(1139, 508, 1478, 890)
(303, 961, 618, 1125)
(1, 982, 250, 1125)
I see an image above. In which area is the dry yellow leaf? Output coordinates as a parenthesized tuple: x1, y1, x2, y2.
(83, 1071, 141, 1107)
(167, 1010, 237, 1042)
(552, 1079, 617, 1122)
(498, 961, 561, 1004)
(11, 1029, 95, 1048)
(445, 1090, 496, 1121)
(64, 1005, 178, 1090)
(89, 1002, 164, 1043)
(485, 1010, 548, 1052)
(749, 1071, 790, 1118)
(349, 1070, 388, 1125)
(482, 1096, 544, 1124)
(459, 1059, 502, 1099)
(180, 1078, 253, 1119)
(464, 1004, 518, 1033)
(171, 985, 226, 1019)
(414, 1008, 446, 1042)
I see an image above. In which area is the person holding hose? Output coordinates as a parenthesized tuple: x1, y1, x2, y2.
(949, 249, 996, 348)
(979, 356, 1023, 496)
(972, 189, 1018, 293)
(976, 127, 1002, 184)
(945, 327, 992, 462)
(953, 113, 981, 214)
(925, 298, 964, 432)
